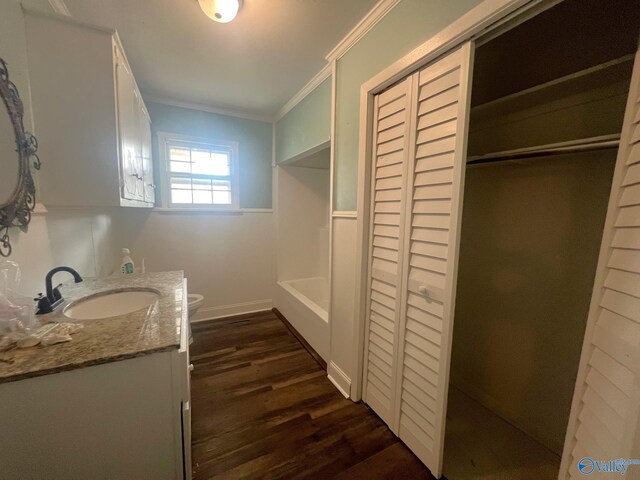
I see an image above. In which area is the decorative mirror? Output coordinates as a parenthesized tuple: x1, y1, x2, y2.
(0, 57, 41, 257)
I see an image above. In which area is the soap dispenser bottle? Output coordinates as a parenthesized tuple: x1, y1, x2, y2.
(121, 248, 135, 274)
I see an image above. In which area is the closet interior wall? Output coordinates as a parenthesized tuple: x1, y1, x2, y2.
(449, 0, 640, 457)
(452, 151, 616, 453)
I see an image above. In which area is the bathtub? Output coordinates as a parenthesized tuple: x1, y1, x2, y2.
(275, 277, 329, 361)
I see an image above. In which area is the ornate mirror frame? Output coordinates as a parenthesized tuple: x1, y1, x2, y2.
(0, 57, 41, 257)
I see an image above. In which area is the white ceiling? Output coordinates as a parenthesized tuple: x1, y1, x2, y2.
(63, 0, 379, 119)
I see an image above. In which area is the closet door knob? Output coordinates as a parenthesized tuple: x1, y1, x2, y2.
(418, 286, 433, 303)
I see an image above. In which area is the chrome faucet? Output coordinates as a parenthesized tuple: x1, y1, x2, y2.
(35, 266, 83, 315)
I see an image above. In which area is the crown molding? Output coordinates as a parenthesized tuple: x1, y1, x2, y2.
(273, 0, 399, 122)
(142, 95, 274, 123)
(274, 63, 332, 122)
(325, 0, 401, 62)
(48, 0, 71, 16)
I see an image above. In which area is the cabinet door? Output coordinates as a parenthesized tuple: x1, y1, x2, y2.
(395, 42, 474, 478)
(362, 76, 414, 429)
(140, 106, 155, 204)
(560, 46, 640, 480)
(116, 55, 143, 201)
(132, 90, 145, 198)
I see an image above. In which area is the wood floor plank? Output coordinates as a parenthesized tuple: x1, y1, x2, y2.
(334, 442, 432, 479)
(190, 310, 435, 480)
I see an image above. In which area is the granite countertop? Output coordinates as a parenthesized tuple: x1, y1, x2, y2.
(0, 271, 185, 384)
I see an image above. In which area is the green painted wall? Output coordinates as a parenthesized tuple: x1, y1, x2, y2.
(334, 0, 483, 210)
(146, 102, 273, 209)
(275, 76, 331, 164)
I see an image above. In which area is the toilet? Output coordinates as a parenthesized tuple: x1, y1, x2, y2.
(187, 293, 204, 319)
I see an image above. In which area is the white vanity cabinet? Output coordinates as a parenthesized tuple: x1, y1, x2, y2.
(0, 281, 192, 480)
(25, 10, 154, 208)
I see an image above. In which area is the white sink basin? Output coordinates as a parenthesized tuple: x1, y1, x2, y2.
(63, 288, 161, 320)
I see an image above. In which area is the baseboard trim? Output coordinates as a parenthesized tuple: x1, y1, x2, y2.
(191, 299, 273, 323)
(327, 361, 351, 399)
(272, 308, 327, 371)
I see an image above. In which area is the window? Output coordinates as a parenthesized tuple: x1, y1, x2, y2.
(159, 133, 239, 209)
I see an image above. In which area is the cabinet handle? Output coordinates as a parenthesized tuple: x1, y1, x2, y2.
(147, 183, 156, 188)
(130, 173, 142, 180)
(188, 364, 194, 372)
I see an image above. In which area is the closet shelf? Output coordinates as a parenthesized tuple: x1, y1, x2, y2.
(470, 54, 635, 114)
(466, 134, 621, 165)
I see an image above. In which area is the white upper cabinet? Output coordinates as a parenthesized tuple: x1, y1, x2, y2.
(116, 54, 141, 202)
(115, 52, 154, 204)
(25, 10, 154, 208)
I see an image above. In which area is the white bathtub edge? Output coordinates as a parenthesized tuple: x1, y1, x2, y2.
(277, 279, 328, 323)
(274, 282, 329, 361)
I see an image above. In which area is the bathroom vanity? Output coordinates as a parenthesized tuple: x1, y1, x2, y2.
(0, 271, 191, 480)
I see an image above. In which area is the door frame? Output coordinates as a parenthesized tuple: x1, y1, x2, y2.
(353, 0, 548, 403)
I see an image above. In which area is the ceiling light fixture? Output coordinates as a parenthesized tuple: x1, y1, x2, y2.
(198, 0, 241, 23)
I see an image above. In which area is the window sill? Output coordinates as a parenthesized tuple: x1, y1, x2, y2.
(153, 207, 273, 215)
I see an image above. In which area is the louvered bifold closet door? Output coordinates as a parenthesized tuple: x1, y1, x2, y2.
(395, 43, 474, 478)
(363, 77, 414, 428)
(561, 47, 640, 479)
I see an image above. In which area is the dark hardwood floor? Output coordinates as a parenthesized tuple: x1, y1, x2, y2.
(189, 310, 434, 479)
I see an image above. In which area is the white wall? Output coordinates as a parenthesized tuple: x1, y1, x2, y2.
(328, 217, 358, 391)
(114, 210, 274, 320)
(142, 101, 275, 319)
(9, 209, 120, 296)
(276, 164, 330, 282)
(451, 150, 615, 454)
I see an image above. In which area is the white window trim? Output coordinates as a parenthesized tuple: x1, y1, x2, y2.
(157, 131, 240, 210)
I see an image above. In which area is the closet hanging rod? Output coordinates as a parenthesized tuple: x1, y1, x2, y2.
(466, 134, 621, 166)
